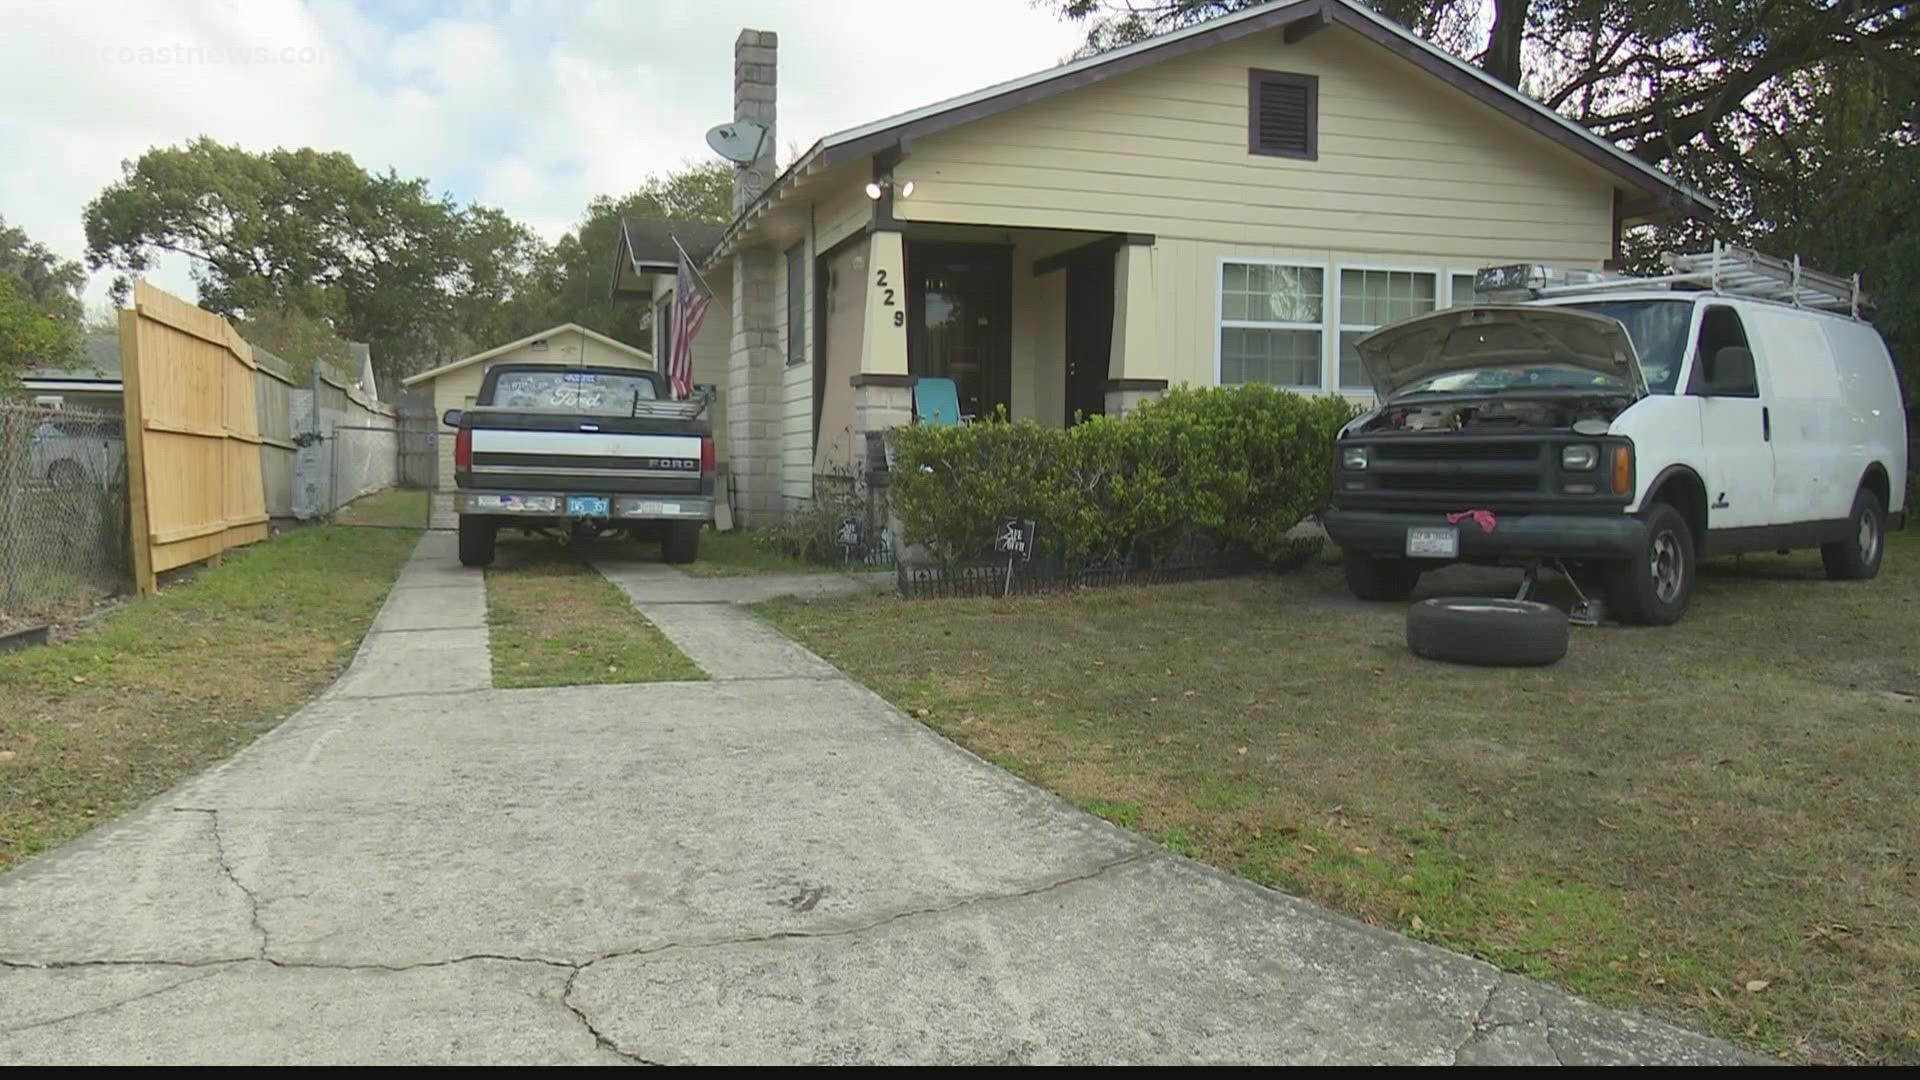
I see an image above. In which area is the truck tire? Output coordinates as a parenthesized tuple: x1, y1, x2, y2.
(1343, 551, 1423, 601)
(1821, 487, 1885, 581)
(1604, 502, 1693, 625)
(662, 521, 701, 564)
(1406, 597, 1568, 667)
(457, 517, 496, 568)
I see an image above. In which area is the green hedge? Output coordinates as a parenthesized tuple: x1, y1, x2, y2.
(887, 385, 1357, 567)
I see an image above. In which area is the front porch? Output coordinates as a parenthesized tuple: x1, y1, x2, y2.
(812, 222, 1170, 486)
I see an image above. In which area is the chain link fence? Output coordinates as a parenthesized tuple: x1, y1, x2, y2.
(0, 402, 130, 629)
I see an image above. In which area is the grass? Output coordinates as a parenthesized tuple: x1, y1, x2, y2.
(485, 540, 703, 688)
(333, 487, 430, 529)
(759, 534, 1920, 1064)
(675, 527, 850, 578)
(0, 525, 418, 868)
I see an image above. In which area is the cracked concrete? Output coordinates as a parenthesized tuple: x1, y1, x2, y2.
(0, 533, 1760, 1064)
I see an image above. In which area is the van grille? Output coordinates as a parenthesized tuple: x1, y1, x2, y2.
(1372, 441, 1541, 462)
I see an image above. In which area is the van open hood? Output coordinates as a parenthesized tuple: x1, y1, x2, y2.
(1354, 305, 1646, 401)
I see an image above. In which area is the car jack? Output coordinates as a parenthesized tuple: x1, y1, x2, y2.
(1512, 559, 1604, 627)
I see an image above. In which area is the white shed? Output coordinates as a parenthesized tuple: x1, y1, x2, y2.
(401, 323, 654, 491)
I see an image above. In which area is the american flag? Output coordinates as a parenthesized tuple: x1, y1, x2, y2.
(668, 237, 712, 399)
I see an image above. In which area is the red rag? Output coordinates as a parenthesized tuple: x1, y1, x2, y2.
(1446, 509, 1498, 535)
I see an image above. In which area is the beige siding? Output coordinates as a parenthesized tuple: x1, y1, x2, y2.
(893, 25, 1614, 265)
(425, 328, 653, 490)
(816, 184, 873, 253)
(814, 241, 865, 478)
(773, 238, 816, 502)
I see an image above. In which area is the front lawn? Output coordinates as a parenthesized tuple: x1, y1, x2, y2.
(485, 541, 703, 687)
(333, 487, 430, 529)
(759, 536, 1920, 1063)
(676, 527, 849, 578)
(0, 526, 419, 867)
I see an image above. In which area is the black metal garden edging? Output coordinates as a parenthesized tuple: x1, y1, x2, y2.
(891, 533, 1318, 601)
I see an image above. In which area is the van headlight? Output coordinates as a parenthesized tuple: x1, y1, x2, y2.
(1341, 447, 1369, 471)
(1561, 444, 1599, 471)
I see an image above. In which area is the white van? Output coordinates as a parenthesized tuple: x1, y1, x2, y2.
(1326, 247, 1908, 625)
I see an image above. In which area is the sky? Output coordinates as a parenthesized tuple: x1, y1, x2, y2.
(0, 0, 1088, 312)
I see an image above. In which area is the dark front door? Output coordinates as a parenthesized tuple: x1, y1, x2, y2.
(1065, 253, 1114, 425)
(908, 242, 1012, 421)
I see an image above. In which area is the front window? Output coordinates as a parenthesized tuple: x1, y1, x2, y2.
(490, 369, 659, 416)
(1565, 299, 1693, 394)
(1219, 261, 1324, 389)
(1338, 268, 1436, 389)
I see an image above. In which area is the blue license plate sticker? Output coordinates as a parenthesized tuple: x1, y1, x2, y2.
(566, 496, 610, 517)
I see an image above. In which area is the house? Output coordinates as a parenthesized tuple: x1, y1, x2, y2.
(613, 0, 1714, 526)
(19, 332, 124, 414)
(400, 323, 658, 491)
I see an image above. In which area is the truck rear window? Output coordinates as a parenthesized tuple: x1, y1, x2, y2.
(490, 370, 659, 415)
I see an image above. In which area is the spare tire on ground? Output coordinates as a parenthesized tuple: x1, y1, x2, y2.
(1406, 597, 1569, 667)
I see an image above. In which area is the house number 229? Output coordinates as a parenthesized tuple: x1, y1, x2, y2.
(876, 269, 903, 327)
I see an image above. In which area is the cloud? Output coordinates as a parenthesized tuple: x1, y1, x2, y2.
(0, 0, 1087, 312)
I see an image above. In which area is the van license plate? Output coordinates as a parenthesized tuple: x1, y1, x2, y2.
(1405, 526, 1459, 559)
(565, 496, 610, 518)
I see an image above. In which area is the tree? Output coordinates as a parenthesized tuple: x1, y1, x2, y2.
(520, 162, 734, 346)
(0, 215, 84, 377)
(82, 138, 542, 385)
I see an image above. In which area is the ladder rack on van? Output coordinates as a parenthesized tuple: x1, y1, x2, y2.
(1500, 242, 1865, 317)
(1662, 244, 1864, 317)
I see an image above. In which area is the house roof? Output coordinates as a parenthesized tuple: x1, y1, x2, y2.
(22, 331, 122, 385)
(400, 323, 653, 388)
(712, 0, 1714, 261)
(616, 218, 726, 272)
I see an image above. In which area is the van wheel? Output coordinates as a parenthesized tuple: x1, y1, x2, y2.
(1821, 487, 1885, 581)
(1407, 597, 1568, 667)
(662, 521, 701, 564)
(1343, 551, 1423, 601)
(1605, 502, 1693, 625)
(457, 518, 496, 568)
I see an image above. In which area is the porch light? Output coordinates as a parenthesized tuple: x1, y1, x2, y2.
(864, 178, 915, 201)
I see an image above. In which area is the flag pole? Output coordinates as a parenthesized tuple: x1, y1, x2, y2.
(672, 235, 717, 299)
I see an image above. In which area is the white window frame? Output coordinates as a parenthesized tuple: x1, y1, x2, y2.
(1332, 261, 1443, 393)
(1213, 255, 1333, 391)
(1443, 267, 1480, 309)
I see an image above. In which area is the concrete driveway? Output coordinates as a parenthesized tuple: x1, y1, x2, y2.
(0, 533, 1753, 1065)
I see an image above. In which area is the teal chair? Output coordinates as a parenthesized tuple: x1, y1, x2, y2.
(914, 377, 963, 426)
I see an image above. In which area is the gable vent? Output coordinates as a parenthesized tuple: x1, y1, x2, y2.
(1249, 69, 1318, 160)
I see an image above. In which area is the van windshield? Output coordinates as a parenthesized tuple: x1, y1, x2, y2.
(1565, 299, 1692, 394)
(490, 370, 659, 416)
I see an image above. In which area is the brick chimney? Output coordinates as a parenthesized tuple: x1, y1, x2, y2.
(732, 29, 777, 216)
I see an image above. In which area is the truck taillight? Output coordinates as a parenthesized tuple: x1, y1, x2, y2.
(454, 426, 472, 471)
(700, 435, 715, 473)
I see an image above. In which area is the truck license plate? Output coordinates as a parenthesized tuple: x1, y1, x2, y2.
(1405, 526, 1459, 559)
(565, 495, 610, 518)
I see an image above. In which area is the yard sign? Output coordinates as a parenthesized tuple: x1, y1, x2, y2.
(119, 281, 270, 593)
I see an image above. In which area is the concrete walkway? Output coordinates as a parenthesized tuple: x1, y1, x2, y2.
(0, 535, 1754, 1065)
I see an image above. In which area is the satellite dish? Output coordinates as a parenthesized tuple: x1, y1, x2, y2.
(705, 120, 768, 164)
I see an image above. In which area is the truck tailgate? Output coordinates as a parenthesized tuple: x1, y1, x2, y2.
(465, 412, 707, 494)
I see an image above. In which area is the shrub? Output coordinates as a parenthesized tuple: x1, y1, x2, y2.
(887, 385, 1357, 567)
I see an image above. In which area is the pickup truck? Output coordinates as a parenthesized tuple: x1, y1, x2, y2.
(444, 363, 715, 568)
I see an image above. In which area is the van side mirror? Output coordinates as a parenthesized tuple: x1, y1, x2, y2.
(441, 409, 463, 428)
(1706, 346, 1757, 397)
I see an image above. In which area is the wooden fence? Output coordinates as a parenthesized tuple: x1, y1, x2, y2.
(118, 282, 270, 594)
